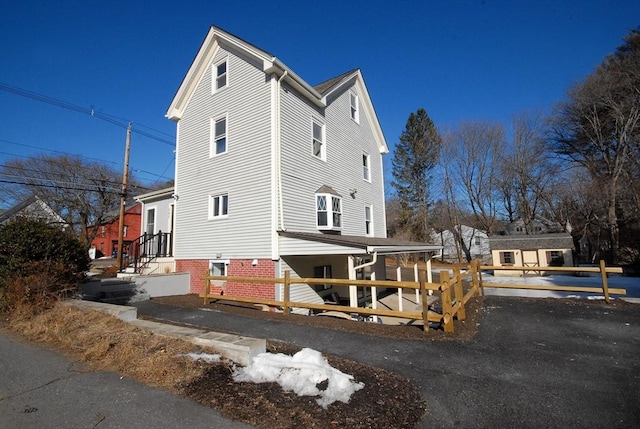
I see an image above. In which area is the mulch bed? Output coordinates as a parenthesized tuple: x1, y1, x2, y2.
(150, 294, 483, 428)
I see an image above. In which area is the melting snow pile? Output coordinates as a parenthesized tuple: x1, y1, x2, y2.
(232, 347, 364, 408)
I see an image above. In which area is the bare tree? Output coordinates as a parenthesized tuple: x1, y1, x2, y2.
(441, 120, 505, 236)
(499, 112, 558, 234)
(0, 154, 143, 248)
(549, 28, 640, 261)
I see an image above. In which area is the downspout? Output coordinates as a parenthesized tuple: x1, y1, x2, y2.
(276, 70, 288, 231)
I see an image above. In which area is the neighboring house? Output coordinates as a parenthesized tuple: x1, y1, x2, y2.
(504, 217, 567, 235)
(432, 225, 490, 263)
(132, 187, 176, 274)
(89, 204, 141, 259)
(0, 195, 67, 229)
(489, 233, 575, 276)
(165, 26, 441, 307)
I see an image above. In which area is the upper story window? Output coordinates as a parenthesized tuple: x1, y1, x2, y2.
(316, 193, 341, 230)
(312, 119, 326, 161)
(123, 225, 128, 237)
(362, 152, 370, 181)
(210, 193, 229, 219)
(214, 59, 227, 92)
(349, 91, 359, 123)
(101, 226, 106, 237)
(474, 236, 481, 246)
(364, 205, 373, 236)
(211, 115, 227, 156)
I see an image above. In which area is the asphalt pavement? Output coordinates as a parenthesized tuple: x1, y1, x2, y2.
(0, 330, 252, 429)
(132, 296, 640, 428)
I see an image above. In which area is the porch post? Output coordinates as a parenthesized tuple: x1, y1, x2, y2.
(396, 257, 403, 312)
(426, 254, 433, 296)
(348, 255, 358, 307)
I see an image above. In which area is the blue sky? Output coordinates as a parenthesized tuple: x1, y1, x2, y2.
(1, 0, 638, 204)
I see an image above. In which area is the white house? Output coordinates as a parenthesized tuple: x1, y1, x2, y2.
(432, 225, 490, 263)
(165, 26, 440, 307)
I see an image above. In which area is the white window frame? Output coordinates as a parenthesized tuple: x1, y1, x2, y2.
(145, 207, 157, 235)
(213, 58, 228, 92)
(209, 258, 229, 287)
(362, 152, 371, 182)
(209, 193, 229, 219)
(349, 91, 359, 123)
(312, 119, 326, 161)
(364, 204, 373, 236)
(316, 193, 342, 230)
(210, 114, 228, 157)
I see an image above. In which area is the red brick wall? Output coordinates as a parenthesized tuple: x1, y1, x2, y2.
(177, 258, 275, 299)
(89, 204, 142, 256)
(226, 259, 275, 299)
(176, 259, 209, 294)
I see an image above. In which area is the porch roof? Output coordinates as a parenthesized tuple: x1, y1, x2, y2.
(278, 231, 442, 256)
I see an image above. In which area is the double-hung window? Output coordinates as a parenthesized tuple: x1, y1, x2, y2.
(214, 59, 227, 91)
(312, 120, 325, 160)
(362, 152, 370, 181)
(350, 91, 359, 123)
(211, 115, 227, 156)
(316, 193, 341, 230)
(364, 205, 373, 236)
(210, 193, 229, 219)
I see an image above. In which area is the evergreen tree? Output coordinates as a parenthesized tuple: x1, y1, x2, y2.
(391, 108, 442, 242)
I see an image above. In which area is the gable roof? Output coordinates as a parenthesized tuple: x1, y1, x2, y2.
(166, 26, 388, 154)
(0, 195, 66, 226)
(489, 233, 574, 251)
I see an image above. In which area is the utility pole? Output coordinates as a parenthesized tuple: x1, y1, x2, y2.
(116, 123, 132, 271)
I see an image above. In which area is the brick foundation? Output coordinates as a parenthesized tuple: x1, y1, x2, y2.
(177, 258, 275, 299)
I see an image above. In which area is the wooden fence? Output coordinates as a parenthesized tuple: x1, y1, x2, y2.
(202, 260, 484, 333)
(478, 260, 625, 303)
(200, 260, 625, 334)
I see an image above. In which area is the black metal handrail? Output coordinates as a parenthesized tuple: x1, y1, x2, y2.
(121, 231, 173, 272)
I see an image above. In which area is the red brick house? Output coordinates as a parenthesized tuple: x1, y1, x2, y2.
(89, 204, 141, 258)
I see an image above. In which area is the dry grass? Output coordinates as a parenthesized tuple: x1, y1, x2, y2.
(7, 303, 214, 393)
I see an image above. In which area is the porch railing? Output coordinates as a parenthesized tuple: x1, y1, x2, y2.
(121, 231, 173, 272)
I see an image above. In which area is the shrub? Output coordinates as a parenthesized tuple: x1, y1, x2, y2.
(0, 218, 90, 312)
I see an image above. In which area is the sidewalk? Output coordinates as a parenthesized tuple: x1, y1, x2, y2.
(0, 330, 252, 429)
(134, 296, 640, 428)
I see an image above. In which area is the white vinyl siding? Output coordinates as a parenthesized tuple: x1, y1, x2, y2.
(279, 80, 386, 237)
(174, 46, 273, 259)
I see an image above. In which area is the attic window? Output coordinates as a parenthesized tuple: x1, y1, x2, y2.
(316, 193, 341, 230)
(350, 91, 359, 123)
(214, 59, 227, 91)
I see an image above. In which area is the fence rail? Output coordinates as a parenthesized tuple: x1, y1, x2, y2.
(199, 260, 625, 334)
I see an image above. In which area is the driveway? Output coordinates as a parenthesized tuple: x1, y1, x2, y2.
(134, 296, 640, 428)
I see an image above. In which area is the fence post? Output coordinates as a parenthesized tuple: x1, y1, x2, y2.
(442, 270, 454, 333)
(203, 269, 211, 305)
(471, 260, 480, 297)
(453, 266, 466, 321)
(283, 270, 291, 316)
(419, 269, 429, 333)
(599, 260, 611, 304)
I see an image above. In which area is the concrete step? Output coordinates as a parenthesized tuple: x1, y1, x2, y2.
(62, 299, 265, 366)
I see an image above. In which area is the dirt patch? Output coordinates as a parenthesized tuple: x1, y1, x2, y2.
(151, 293, 483, 341)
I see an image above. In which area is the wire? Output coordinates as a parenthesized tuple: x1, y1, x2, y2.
(0, 82, 176, 146)
(0, 139, 119, 165)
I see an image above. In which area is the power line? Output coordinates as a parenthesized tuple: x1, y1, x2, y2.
(0, 82, 176, 146)
(0, 139, 118, 165)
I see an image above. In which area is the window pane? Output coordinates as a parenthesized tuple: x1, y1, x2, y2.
(213, 196, 220, 217)
(215, 118, 226, 136)
(217, 62, 226, 76)
(216, 137, 226, 154)
(221, 194, 228, 215)
(317, 195, 326, 211)
(313, 122, 322, 140)
(317, 211, 327, 226)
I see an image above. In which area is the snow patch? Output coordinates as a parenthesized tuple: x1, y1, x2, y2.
(232, 348, 364, 408)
